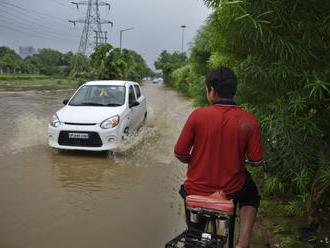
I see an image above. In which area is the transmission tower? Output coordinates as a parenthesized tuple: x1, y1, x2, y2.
(69, 0, 113, 55)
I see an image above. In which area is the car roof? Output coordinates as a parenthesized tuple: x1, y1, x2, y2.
(84, 80, 140, 86)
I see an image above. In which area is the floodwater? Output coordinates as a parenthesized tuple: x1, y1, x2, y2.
(0, 82, 266, 247)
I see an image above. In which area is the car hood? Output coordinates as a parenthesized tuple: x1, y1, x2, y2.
(57, 105, 125, 124)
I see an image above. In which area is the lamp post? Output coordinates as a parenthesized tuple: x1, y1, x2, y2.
(120, 27, 135, 52)
(180, 25, 187, 54)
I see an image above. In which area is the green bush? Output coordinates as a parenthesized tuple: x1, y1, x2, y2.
(73, 44, 151, 82)
(154, 50, 187, 85)
(204, 0, 330, 228)
(164, 0, 330, 231)
(172, 64, 192, 96)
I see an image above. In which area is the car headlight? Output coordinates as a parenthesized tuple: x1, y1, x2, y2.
(100, 115, 120, 129)
(50, 114, 61, 128)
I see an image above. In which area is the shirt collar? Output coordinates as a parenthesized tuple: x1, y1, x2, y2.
(213, 100, 238, 106)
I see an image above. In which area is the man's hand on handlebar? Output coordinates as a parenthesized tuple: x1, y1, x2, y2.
(245, 159, 265, 167)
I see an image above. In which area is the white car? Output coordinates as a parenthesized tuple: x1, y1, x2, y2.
(48, 80, 147, 151)
(152, 77, 164, 84)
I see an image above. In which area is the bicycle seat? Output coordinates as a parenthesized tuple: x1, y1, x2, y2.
(186, 191, 234, 213)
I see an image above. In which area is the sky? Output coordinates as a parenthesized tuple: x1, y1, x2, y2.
(0, 0, 211, 68)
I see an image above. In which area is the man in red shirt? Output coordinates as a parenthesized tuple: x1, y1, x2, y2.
(174, 66, 264, 248)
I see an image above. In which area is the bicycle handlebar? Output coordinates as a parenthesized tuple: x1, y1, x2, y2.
(244, 159, 265, 166)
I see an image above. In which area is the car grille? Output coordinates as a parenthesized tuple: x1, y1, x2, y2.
(64, 122, 96, 126)
(58, 131, 103, 147)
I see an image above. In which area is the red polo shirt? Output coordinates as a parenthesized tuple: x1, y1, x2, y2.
(174, 101, 263, 196)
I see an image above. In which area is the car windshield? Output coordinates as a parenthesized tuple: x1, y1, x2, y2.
(69, 85, 126, 107)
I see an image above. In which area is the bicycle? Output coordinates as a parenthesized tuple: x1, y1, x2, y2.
(165, 191, 237, 248)
(165, 161, 265, 248)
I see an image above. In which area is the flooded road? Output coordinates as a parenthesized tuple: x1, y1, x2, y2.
(0, 83, 266, 247)
(0, 82, 191, 248)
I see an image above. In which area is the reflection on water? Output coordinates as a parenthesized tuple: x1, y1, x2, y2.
(49, 150, 115, 191)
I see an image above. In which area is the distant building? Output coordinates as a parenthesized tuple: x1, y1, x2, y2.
(19, 46, 37, 58)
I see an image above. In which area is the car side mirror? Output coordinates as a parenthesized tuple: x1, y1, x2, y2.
(129, 101, 140, 108)
(63, 99, 69, 105)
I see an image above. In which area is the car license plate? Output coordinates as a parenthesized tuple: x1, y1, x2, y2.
(68, 133, 89, 139)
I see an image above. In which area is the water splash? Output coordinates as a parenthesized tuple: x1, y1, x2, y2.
(112, 126, 160, 154)
(3, 114, 49, 155)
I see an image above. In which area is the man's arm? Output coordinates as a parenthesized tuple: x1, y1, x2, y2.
(246, 120, 264, 167)
(174, 111, 196, 164)
(175, 153, 192, 164)
(245, 159, 265, 167)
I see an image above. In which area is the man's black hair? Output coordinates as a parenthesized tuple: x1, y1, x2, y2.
(205, 66, 237, 99)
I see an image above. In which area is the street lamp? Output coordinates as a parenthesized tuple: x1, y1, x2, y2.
(120, 27, 135, 52)
(180, 25, 187, 54)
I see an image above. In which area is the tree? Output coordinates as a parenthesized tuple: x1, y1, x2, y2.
(189, 25, 212, 76)
(61, 52, 74, 76)
(89, 44, 152, 82)
(121, 49, 151, 82)
(25, 49, 65, 75)
(169, 25, 213, 105)
(69, 53, 90, 79)
(154, 50, 187, 85)
(203, 0, 330, 231)
(169, 0, 330, 235)
(0, 46, 23, 72)
(90, 44, 128, 80)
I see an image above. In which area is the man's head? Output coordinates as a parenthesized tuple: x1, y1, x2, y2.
(205, 66, 237, 104)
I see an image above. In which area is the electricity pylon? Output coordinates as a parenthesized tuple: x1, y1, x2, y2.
(69, 0, 113, 75)
(69, 0, 113, 55)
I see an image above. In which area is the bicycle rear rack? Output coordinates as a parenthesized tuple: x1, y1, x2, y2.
(165, 203, 237, 248)
(165, 229, 227, 248)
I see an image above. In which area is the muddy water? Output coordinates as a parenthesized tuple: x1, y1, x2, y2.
(0, 83, 266, 248)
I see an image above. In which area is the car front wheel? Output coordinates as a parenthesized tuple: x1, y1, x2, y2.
(122, 127, 130, 140)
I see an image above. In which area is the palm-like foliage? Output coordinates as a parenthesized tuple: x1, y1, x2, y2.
(154, 50, 187, 85)
(89, 44, 151, 82)
(156, 0, 330, 231)
(202, 0, 330, 228)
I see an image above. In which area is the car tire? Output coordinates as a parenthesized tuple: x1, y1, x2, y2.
(122, 127, 130, 140)
(141, 112, 147, 125)
(137, 112, 147, 132)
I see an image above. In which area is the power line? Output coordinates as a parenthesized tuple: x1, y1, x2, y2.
(0, 19, 79, 43)
(1, 0, 74, 26)
(50, 0, 76, 10)
(0, 2, 72, 30)
(0, 0, 81, 43)
(0, 2, 80, 38)
(0, 23, 77, 43)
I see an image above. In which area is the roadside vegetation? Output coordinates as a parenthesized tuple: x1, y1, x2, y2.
(155, 0, 330, 246)
(74, 43, 152, 85)
(0, 76, 77, 89)
(0, 44, 152, 88)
